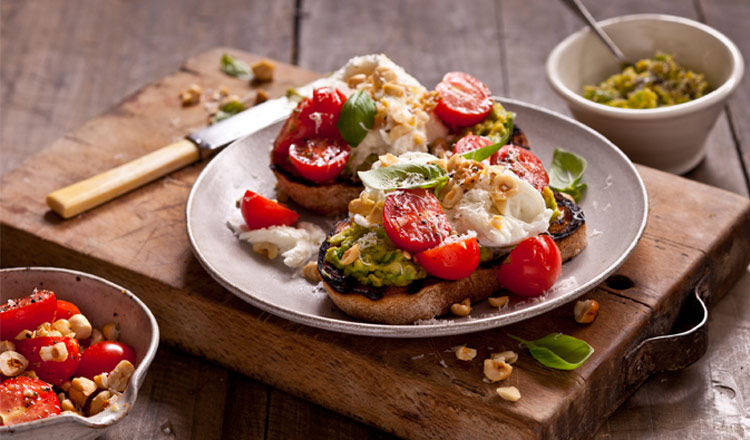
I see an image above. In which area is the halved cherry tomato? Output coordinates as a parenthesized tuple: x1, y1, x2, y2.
(0, 376, 61, 426)
(415, 237, 480, 280)
(289, 138, 351, 183)
(55, 300, 81, 321)
(435, 72, 493, 127)
(493, 145, 549, 191)
(76, 341, 137, 380)
(16, 336, 82, 385)
(453, 134, 500, 164)
(497, 235, 562, 297)
(382, 189, 451, 254)
(0, 289, 57, 341)
(240, 190, 299, 230)
(271, 97, 314, 165)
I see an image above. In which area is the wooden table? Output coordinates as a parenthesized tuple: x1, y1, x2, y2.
(1, 1, 748, 438)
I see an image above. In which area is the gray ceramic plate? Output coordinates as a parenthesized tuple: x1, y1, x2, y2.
(186, 98, 648, 337)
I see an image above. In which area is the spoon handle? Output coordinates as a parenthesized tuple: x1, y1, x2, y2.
(561, 0, 628, 64)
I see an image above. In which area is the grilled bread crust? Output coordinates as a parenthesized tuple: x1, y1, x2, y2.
(319, 195, 587, 324)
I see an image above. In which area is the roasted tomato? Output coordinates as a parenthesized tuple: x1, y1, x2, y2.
(76, 341, 137, 380)
(0, 376, 61, 426)
(497, 235, 562, 297)
(435, 72, 493, 127)
(271, 97, 314, 165)
(240, 190, 300, 230)
(493, 145, 549, 191)
(453, 134, 499, 164)
(383, 189, 451, 254)
(54, 300, 81, 321)
(0, 289, 57, 341)
(15, 336, 82, 385)
(415, 236, 480, 280)
(289, 138, 351, 183)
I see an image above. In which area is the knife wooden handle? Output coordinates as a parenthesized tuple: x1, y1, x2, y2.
(46, 139, 200, 219)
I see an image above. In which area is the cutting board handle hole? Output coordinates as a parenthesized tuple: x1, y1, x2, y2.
(606, 274, 634, 290)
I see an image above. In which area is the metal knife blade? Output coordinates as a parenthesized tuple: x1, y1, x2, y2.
(187, 96, 297, 151)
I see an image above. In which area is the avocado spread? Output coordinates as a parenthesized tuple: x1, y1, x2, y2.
(325, 223, 426, 287)
(466, 102, 513, 144)
(583, 53, 710, 109)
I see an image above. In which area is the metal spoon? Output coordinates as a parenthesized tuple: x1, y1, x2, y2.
(561, 0, 631, 66)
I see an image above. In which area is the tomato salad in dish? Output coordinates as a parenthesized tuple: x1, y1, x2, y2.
(0, 289, 137, 426)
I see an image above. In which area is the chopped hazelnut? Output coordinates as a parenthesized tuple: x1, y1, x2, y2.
(488, 296, 509, 308)
(450, 298, 471, 317)
(251, 59, 275, 82)
(179, 84, 202, 106)
(0, 351, 28, 376)
(255, 88, 269, 105)
(491, 350, 518, 365)
(496, 386, 521, 402)
(574, 299, 600, 324)
(483, 358, 513, 382)
(302, 262, 321, 284)
(454, 345, 477, 361)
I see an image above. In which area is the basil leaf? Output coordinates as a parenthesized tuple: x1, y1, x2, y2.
(460, 113, 514, 162)
(509, 333, 594, 370)
(548, 148, 588, 202)
(358, 163, 448, 191)
(212, 100, 245, 124)
(220, 53, 251, 79)
(337, 90, 377, 147)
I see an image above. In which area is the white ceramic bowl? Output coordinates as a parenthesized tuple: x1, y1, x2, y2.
(546, 14, 744, 174)
(0, 267, 159, 440)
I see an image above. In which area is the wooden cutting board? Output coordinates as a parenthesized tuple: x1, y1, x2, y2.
(1, 48, 749, 440)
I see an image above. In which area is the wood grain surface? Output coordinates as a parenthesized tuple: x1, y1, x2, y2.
(1, 1, 749, 439)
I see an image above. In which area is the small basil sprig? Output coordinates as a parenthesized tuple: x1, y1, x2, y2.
(460, 113, 514, 162)
(358, 162, 448, 191)
(212, 99, 245, 124)
(337, 90, 377, 147)
(220, 53, 251, 79)
(509, 333, 594, 370)
(548, 148, 587, 202)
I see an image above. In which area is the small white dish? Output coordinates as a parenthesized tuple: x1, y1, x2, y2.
(0, 267, 159, 440)
(546, 14, 744, 175)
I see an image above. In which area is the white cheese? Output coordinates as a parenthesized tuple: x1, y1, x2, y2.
(228, 220, 326, 268)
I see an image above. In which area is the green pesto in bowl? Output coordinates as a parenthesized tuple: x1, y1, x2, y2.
(583, 53, 710, 109)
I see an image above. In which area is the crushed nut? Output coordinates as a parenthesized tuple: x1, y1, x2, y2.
(491, 350, 518, 365)
(488, 296, 509, 308)
(94, 372, 109, 390)
(383, 82, 405, 97)
(15, 329, 33, 340)
(179, 84, 202, 106)
(60, 381, 72, 392)
(347, 73, 367, 88)
(251, 59, 275, 82)
(255, 88, 269, 105)
(20, 370, 38, 379)
(455, 345, 477, 361)
(67, 387, 87, 408)
(483, 358, 513, 382)
(90, 328, 104, 345)
(0, 340, 16, 353)
(450, 298, 471, 317)
(40, 342, 69, 362)
(102, 323, 120, 341)
(68, 314, 92, 339)
(340, 244, 361, 265)
(52, 319, 75, 337)
(89, 390, 113, 416)
(496, 386, 521, 402)
(574, 299, 600, 324)
(378, 153, 399, 167)
(302, 261, 321, 283)
(61, 399, 77, 412)
(107, 360, 135, 393)
(0, 351, 28, 376)
(252, 242, 279, 260)
(72, 377, 97, 398)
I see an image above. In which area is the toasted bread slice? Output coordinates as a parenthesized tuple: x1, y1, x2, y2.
(318, 195, 587, 324)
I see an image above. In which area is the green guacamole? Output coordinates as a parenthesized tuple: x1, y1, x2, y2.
(583, 53, 709, 109)
(325, 223, 426, 287)
(466, 102, 513, 144)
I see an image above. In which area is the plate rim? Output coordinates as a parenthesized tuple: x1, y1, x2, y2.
(186, 97, 648, 338)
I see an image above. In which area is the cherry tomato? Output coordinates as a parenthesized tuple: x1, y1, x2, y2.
(415, 237, 480, 280)
(0, 289, 57, 341)
(271, 98, 315, 165)
(453, 134, 500, 164)
(240, 190, 299, 230)
(493, 145, 549, 191)
(383, 189, 451, 254)
(289, 138, 351, 182)
(55, 300, 81, 321)
(16, 336, 82, 385)
(76, 341, 137, 380)
(497, 235, 562, 297)
(434, 72, 493, 127)
(0, 376, 61, 426)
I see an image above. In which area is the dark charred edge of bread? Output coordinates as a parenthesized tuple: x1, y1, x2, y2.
(318, 196, 588, 324)
(272, 166, 362, 216)
(510, 125, 530, 148)
(549, 193, 587, 262)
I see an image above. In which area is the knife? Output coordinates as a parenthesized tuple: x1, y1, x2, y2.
(45, 97, 297, 219)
